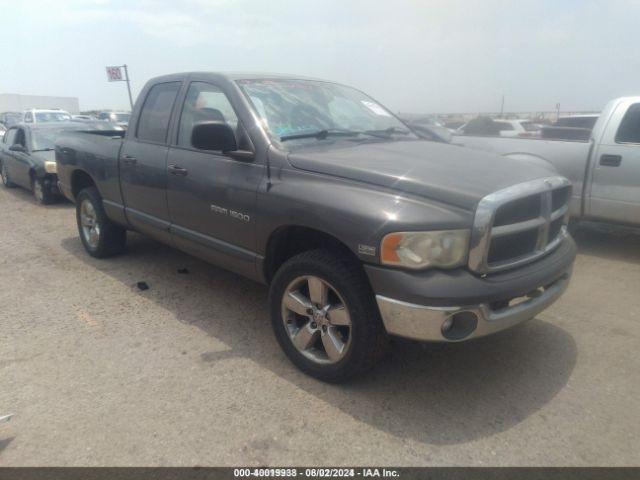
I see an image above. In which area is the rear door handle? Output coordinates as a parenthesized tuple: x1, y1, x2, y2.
(600, 154, 622, 167)
(121, 154, 137, 166)
(168, 164, 188, 176)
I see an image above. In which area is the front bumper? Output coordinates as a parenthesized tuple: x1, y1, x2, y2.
(367, 236, 576, 342)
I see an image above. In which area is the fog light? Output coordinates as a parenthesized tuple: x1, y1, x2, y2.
(441, 311, 478, 340)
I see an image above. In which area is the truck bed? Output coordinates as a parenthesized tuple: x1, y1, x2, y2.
(55, 129, 125, 207)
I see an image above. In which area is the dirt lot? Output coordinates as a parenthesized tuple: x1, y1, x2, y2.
(0, 185, 639, 466)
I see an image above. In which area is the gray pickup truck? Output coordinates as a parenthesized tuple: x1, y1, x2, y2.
(455, 96, 640, 227)
(56, 72, 576, 381)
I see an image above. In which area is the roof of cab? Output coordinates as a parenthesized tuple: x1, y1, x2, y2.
(146, 71, 332, 84)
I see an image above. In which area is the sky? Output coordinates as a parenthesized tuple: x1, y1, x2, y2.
(1, 0, 639, 113)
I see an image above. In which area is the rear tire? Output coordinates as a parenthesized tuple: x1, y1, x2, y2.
(1, 162, 15, 188)
(76, 186, 126, 258)
(269, 249, 387, 382)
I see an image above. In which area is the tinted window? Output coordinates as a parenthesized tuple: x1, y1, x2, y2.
(24, 112, 33, 123)
(15, 129, 26, 147)
(556, 116, 598, 129)
(177, 82, 238, 148)
(615, 103, 640, 144)
(136, 82, 181, 143)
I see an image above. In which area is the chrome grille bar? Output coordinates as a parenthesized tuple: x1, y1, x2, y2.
(468, 176, 572, 274)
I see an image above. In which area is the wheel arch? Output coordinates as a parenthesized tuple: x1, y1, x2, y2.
(263, 225, 359, 284)
(70, 169, 97, 199)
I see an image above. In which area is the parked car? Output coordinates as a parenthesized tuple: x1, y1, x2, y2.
(540, 114, 600, 141)
(0, 111, 23, 127)
(97, 111, 131, 128)
(23, 109, 72, 124)
(0, 122, 120, 204)
(456, 117, 541, 137)
(56, 72, 576, 381)
(454, 97, 640, 227)
(403, 117, 453, 143)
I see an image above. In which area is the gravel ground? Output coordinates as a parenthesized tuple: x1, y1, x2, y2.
(0, 185, 639, 466)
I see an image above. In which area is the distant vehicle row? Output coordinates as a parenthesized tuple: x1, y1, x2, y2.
(0, 109, 130, 128)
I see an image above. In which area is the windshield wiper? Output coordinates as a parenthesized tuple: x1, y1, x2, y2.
(280, 129, 362, 142)
(363, 127, 412, 137)
(32, 148, 54, 152)
(280, 127, 411, 142)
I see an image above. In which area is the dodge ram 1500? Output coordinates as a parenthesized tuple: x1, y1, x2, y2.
(56, 72, 576, 381)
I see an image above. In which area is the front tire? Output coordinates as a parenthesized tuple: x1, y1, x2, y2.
(31, 176, 54, 205)
(76, 186, 126, 258)
(1, 162, 15, 188)
(269, 249, 386, 382)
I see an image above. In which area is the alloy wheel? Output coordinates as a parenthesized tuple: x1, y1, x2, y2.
(80, 199, 101, 249)
(281, 275, 352, 364)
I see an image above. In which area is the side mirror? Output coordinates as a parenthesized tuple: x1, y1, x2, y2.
(192, 121, 238, 152)
(9, 144, 26, 153)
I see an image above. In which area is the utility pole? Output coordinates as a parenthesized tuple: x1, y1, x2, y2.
(500, 95, 505, 117)
(556, 103, 561, 122)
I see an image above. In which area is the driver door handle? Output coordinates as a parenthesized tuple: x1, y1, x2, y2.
(600, 154, 622, 167)
(168, 164, 188, 176)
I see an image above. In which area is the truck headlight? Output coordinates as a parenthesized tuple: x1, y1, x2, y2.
(380, 229, 470, 269)
(44, 161, 57, 174)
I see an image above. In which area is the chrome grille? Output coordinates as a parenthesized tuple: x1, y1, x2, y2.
(468, 176, 572, 274)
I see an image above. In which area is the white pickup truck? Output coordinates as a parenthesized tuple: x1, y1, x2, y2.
(454, 96, 640, 227)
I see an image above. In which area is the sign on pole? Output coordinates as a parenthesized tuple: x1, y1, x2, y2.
(105, 65, 134, 109)
(106, 66, 124, 82)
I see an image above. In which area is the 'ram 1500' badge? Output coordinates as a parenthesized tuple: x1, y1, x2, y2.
(210, 204, 250, 222)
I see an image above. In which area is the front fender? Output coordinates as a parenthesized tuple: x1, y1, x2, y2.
(255, 166, 472, 265)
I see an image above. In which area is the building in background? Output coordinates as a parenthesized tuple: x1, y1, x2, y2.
(0, 93, 80, 114)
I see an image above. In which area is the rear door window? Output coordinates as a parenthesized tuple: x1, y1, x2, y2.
(136, 82, 181, 144)
(615, 103, 640, 144)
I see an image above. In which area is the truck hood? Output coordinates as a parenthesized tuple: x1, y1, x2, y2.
(287, 140, 557, 210)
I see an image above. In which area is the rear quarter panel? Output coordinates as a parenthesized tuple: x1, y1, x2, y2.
(55, 132, 124, 207)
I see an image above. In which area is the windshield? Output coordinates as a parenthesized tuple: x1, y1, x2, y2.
(237, 79, 413, 144)
(32, 126, 84, 151)
(35, 112, 71, 122)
